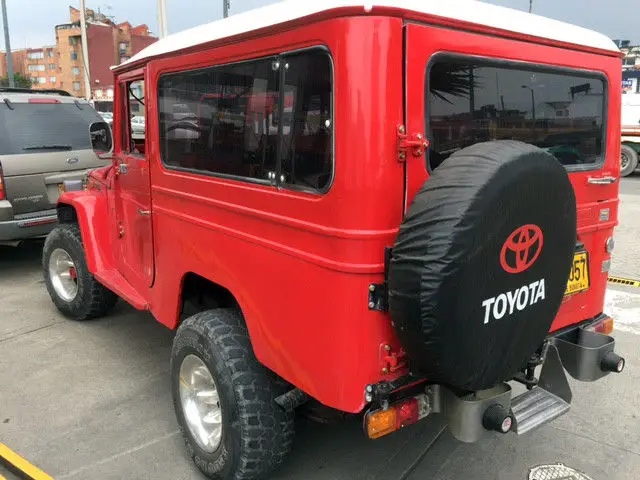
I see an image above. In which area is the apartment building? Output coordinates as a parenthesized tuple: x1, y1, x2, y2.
(1, 6, 156, 103)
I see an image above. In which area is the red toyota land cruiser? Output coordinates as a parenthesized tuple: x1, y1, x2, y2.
(43, 2, 626, 479)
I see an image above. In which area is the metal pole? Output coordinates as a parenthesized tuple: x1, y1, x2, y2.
(157, 0, 168, 38)
(529, 0, 533, 13)
(79, 0, 92, 100)
(223, 0, 230, 18)
(1, 0, 14, 87)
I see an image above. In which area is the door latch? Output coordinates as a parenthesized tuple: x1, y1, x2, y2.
(397, 125, 429, 162)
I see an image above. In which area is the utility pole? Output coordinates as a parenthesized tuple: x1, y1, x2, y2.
(529, 0, 533, 13)
(1, 0, 14, 87)
(223, 0, 230, 18)
(79, 0, 92, 100)
(157, 0, 168, 38)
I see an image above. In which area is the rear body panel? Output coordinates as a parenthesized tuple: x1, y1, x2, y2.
(404, 22, 621, 335)
(2, 151, 104, 215)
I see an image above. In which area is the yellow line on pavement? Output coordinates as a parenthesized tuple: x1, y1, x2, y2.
(608, 276, 640, 288)
(0, 443, 53, 480)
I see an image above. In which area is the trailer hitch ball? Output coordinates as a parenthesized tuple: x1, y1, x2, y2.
(601, 351, 625, 373)
(482, 404, 512, 434)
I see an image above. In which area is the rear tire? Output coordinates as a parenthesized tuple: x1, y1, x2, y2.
(43, 224, 118, 320)
(621, 144, 638, 177)
(171, 309, 294, 480)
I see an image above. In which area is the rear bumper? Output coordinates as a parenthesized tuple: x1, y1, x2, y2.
(365, 314, 624, 443)
(0, 207, 58, 241)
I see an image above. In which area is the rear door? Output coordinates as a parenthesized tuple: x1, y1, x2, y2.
(405, 23, 621, 330)
(0, 98, 110, 215)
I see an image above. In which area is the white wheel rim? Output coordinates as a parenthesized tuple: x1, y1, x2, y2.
(179, 354, 223, 453)
(621, 151, 630, 170)
(48, 248, 79, 302)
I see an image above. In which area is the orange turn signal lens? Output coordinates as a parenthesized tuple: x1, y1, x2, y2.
(587, 316, 614, 335)
(366, 408, 397, 439)
(365, 395, 429, 440)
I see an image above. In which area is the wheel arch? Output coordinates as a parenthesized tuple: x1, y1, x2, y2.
(178, 271, 240, 323)
(55, 191, 115, 274)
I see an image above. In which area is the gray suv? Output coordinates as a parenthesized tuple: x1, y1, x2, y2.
(0, 88, 109, 244)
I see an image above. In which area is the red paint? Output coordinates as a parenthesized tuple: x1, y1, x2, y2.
(60, 9, 621, 413)
(500, 225, 544, 274)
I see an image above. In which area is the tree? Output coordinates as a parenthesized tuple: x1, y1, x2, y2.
(0, 73, 33, 88)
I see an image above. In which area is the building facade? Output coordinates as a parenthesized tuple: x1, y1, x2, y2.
(1, 6, 156, 105)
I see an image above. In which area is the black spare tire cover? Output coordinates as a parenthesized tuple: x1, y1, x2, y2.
(388, 141, 577, 392)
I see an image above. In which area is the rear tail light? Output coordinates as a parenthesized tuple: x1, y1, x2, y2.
(0, 162, 5, 200)
(586, 315, 614, 335)
(365, 394, 430, 439)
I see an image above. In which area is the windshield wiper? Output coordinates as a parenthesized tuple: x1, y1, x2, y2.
(23, 144, 73, 151)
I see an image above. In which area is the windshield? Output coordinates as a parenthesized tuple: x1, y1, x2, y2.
(426, 58, 606, 171)
(0, 102, 103, 155)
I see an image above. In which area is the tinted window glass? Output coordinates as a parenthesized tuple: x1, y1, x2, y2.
(427, 59, 606, 170)
(0, 102, 103, 155)
(158, 50, 333, 192)
(158, 58, 280, 181)
(280, 51, 332, 191)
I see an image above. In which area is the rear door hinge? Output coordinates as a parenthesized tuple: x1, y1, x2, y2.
(379, 344, 408, 375)
(397, 124, 429, 162)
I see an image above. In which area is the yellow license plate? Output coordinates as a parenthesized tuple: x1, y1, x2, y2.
(565, 251, 590, 296)
(58, 183, 65, 195)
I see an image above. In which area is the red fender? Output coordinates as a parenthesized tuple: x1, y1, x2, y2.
(57, 189, 115, 274)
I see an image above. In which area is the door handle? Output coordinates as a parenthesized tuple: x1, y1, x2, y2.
(587, 176, 617, 185)
(138, 209, 151, 216)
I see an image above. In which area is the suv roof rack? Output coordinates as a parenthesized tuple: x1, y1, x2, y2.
(0, 87, 73, 97)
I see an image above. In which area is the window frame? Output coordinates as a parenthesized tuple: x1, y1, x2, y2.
(155, 45, 335, 195)
(121, 79, 146, 158)
(424, 53, 609, 174)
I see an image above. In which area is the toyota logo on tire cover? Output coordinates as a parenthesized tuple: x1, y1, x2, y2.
(500, 224, 544, 274)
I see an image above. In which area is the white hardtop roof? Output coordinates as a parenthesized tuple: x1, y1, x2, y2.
(120, 0, 618, 68)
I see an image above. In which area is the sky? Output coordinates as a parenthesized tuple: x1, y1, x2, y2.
(0, 0, 637, 51)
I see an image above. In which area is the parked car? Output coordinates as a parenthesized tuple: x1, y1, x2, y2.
(130, 115, 145, 140)
(0, 88, 110, 244)
(42, 2, 626, 480)
(99, 111, 113, 125)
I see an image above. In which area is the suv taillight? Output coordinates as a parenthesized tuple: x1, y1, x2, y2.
(0, 162, 5, 200)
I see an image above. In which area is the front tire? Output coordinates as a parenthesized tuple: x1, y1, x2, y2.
(621, 144, 638, 177)
(171, 309, 294, 480)
(43, 224, 118, 320)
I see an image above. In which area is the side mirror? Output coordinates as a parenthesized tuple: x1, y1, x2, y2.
(89, 121, 113, 159)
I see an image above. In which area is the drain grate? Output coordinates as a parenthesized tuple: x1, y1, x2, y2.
(528, 463, 594, 480)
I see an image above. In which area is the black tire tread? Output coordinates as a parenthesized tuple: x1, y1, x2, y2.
(172, 309, 294, 480)
(43, 223, 118, 320)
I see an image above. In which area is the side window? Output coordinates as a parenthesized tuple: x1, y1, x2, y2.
(426, 59, 605, 171)
(158, 49, 334, 193)
(124, 80, 145, 156)
(280, 50, 333, 191)
(158, 58, 279, 181)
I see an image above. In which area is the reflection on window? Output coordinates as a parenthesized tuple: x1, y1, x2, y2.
(426, 59, 606, 170)
(157, 50, 333, 192)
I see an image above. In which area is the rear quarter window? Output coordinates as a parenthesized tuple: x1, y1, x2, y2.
(426, 57, 606, 171)
(0, 102, 103, 155)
